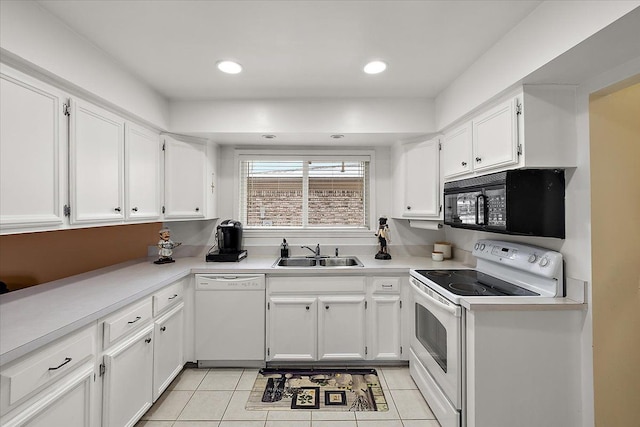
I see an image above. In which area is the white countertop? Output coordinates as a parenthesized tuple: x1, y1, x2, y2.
(0, 254, 458, 366)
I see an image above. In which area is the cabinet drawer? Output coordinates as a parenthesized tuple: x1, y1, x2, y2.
(0, 326, 96, 412)
(103, 298, 152, 348)
(153, 280, 184, 316)
(372, 277, 400, 293)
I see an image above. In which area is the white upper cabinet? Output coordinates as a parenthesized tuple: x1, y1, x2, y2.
(442, 123, 473, 179)
(402, 138, 441, 219)
(69, 99, 125, 224)
(163, 135, 207, 219)
(472, 97, 519, 173)
(442, 85, 577, 180)
(0, 66, 67, 233)
(125, 123, 161, 221)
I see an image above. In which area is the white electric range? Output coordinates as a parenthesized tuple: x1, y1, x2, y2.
(408, 239, 563, 427)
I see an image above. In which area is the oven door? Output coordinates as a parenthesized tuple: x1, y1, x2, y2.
(410, 277, 462, 409)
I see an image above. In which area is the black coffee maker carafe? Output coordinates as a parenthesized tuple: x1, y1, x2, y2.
(217, 219, 243, 253)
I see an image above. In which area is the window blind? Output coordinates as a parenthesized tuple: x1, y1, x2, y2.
(239, 157, 370, 229)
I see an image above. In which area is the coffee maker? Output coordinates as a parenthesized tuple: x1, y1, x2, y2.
(206, 219, 248, 262)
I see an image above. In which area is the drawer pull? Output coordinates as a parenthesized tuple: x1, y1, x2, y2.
(168, 294, 178, 300)
(127, 316, 142, 324)
(145, 338, 152, 344)
(48, 357, 72, 371)
(160, 326, 167, 332)
(382, 284, 393, 288)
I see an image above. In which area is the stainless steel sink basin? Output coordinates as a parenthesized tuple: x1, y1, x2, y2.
(273, 256, 364, 268)
(319, 257, 363, 267)
(276, 258, 318, 267)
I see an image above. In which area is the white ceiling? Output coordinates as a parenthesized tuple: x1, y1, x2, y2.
(37, 0, 542, 101)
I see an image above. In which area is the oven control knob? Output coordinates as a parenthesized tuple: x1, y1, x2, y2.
(528, 254, 538, 263)
(479, 243, 486, 251)
(474, 243, 480, 250)
(539, 257, 550, 267)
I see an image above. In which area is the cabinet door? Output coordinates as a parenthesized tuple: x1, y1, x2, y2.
(403, 138, 441, 218)
(163, 136, 206, 219)
(69, 99, 125, 224)
(125, 123, 161, 221)
(267, 297, 317, 362)
(442, 122, 473, 179)
(1, 364, 93, 427)
(318, 296, 366, 361)
(472, 97, 519, 172)
(369, 295, 402, 360)
(153, 304, 184, 402)
(0, 67, 66, 232)
(102, 326, 153, 427)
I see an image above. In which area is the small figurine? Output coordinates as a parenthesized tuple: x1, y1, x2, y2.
(154, 227, 182, 264)
(375, 217, 391, 260)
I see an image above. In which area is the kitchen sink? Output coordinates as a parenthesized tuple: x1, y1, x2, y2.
(273, 256, 364, 268)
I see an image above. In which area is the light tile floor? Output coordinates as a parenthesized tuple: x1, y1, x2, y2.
(136, 366, 442, 427)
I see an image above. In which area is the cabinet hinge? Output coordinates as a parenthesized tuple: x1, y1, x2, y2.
(63, 204, 71, 217)
(99, 363, 106, 377)
(162, 143, 165, 151)
(400, 300, 402, 309)
(517, 144, 523, 156)
(162, 206, 165, 214)
(516, 102, 522, 115)
(267, 348, 270, 356)
(439, 205, 442, 213)
(400, 346, 403, 355)
(365, 346, 368, 355)
(438, 142, 442, 151)
(364, 301, 367, 310)
(267, 302, 270, 310)
(63, 103, 70, 116)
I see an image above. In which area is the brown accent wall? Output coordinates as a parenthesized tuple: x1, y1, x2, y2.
(0, 222, 161, 291)
(590, 81, 640, 426)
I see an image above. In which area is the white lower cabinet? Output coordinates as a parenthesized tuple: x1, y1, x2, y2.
(267, 297, 317, 361)
(317, 296, 366, 361)
(152, 303, 185, 402)
(369, 295, 402, 360)
(101, 325, 154, 427)
(2, 363, 94, 427)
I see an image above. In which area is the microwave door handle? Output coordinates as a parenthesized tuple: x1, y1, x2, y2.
(475, 194, 487, 225)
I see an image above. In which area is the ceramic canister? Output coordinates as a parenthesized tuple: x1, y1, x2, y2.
(434, 242, 452, 259)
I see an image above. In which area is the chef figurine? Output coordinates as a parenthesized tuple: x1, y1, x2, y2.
(375, 217, 391, 260)
(154, 226, 182, 264)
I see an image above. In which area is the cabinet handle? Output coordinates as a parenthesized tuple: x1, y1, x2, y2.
(406, 206, 411, 210)
(114, 207, 121, 212)
(145, 338, 152, 344)
(48, 357, 72, 371)
(461, 161, 467, 166)
(195, 207, 200, 212)
(127, 316, 141, 324)
(160, 326, 167, 332)
(131, 207, 138, 212)
(305, 306, 310, 310)
(475, 157, 482, 163)
(168, 294, 178, 300)
(325, 305, 330, 310)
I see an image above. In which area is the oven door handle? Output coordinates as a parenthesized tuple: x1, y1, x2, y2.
(411, 278, 461, 317)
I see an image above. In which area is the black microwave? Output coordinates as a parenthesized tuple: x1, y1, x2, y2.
(443, 169, 565, 238)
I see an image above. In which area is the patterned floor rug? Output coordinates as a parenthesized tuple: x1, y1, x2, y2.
(245, 368, 388, 412)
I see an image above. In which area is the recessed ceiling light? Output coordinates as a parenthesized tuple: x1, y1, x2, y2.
(331, 134, 345, 139)
(217, 60, 242, 74)
(262, 134, 276, 139)
(363, 60, 387, 74)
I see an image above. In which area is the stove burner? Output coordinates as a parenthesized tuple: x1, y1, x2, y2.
(448, 283, 489, 295)
(425, 270, 453, 277)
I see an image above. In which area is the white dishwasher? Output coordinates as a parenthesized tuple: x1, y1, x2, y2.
(195, 274, 266, 367)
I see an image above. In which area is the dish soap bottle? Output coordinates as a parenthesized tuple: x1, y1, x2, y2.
(280, 238, 289, 258)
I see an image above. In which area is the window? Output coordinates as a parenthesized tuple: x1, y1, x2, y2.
(238, 154, 371, 229)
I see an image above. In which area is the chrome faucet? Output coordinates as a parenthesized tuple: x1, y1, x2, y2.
(301, 244, 321, 257)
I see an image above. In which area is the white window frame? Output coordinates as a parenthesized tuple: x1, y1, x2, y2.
(233, 149, 376, 238)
